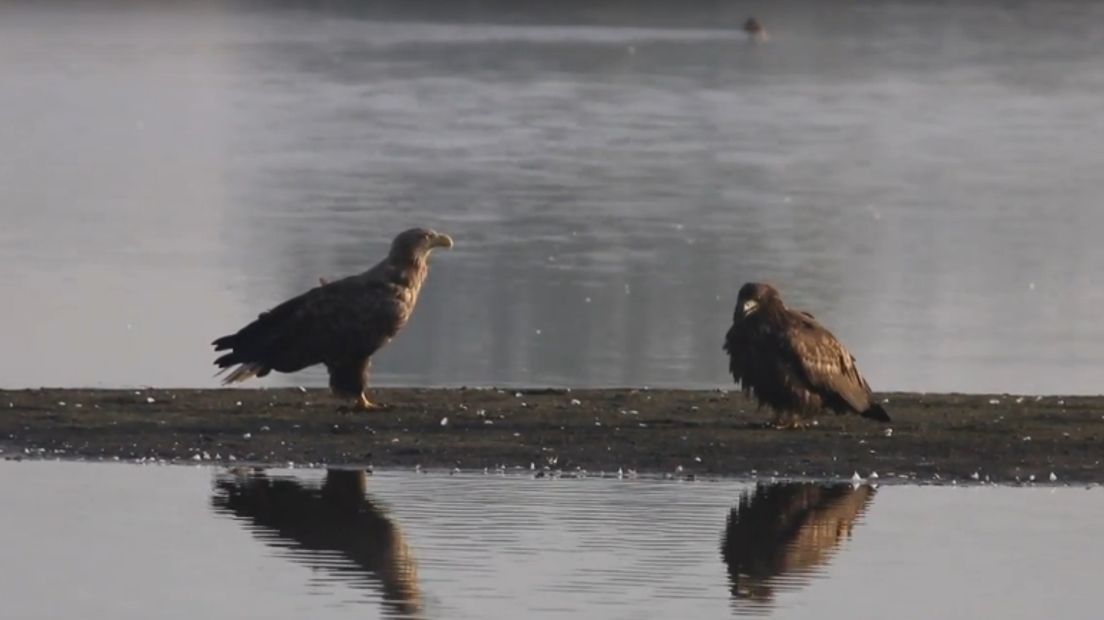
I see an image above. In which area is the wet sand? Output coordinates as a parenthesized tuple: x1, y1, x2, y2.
(2, 388, 1101, 483)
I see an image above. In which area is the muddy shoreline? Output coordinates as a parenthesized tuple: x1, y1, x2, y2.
(2, 388, 1102, 483)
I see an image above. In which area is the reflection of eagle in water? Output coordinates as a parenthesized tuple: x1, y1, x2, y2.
(723, 282, 890, 428)
(212, 228, 453, 411)
(721, 482, 875, 610)
(211, 468, 421, 617)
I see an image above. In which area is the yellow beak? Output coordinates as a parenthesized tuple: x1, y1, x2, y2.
(430, 232, 454, 249)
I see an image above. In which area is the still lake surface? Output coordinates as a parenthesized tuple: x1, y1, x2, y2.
(3, 2, 1104, 393)
(1, 461, 1101, 619)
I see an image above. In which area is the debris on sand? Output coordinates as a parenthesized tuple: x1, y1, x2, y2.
(2, 388, 1103, 483)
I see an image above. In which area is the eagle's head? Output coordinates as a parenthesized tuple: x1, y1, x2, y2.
(389, 228, 454, 262)
(736, 282, 782, 319)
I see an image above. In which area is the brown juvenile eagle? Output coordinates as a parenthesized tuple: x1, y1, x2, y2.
(212, 228, 453, 411)
(723, 282, 889, 427)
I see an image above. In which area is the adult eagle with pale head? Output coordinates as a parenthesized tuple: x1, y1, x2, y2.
(212, 228, 453, 411)
(723, 282, 889, 427)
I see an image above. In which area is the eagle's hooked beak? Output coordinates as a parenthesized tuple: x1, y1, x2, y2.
(742, 299, 759, 316)
(429, 232, 454, 249)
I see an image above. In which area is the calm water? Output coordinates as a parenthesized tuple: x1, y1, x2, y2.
(3, 2, 1104, 393)
(1, 461, 1101, 619)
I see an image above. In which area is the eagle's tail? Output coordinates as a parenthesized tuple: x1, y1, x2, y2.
(216, 362, 267, 385)
(212, 333, 269, 384)
(860, 403, 891, 423)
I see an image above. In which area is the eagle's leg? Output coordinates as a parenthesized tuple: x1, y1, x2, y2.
(770, 409, 787, 428)
(330, 360, 388, 412)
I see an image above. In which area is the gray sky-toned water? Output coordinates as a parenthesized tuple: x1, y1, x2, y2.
(1, 462, 1101, 620)
(3, 2, 1104, 393)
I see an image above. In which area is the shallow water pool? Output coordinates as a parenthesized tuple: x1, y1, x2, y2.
(1, 461, 1100, 619)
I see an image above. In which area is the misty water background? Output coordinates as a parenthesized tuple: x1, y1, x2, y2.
(3, 1, 1104, 393)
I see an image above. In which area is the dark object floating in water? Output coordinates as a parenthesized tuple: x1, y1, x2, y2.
(721, 482, 875, 611)
(723, 282, 890, 428)
(743, 17, 769, 42)
(212, 468, 421, 615)
(212, 228, 453, 412)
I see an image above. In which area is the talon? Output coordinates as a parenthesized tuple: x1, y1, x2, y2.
(357, 393, 387, 411)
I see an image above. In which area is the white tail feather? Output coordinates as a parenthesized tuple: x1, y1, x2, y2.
(218, 363, 265, 385)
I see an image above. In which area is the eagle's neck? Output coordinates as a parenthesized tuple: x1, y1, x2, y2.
(760, 298, 789, 322)
(386, 253, 431, 292)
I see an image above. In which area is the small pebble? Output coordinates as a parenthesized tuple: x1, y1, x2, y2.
(440, 417, 448, 427)
(1049, 472, 1058, 482)
(145, 397, 156, 404)
(570, 399, 582, 406)
(191, 454, 201, 461)
(242, 432, 252, 440)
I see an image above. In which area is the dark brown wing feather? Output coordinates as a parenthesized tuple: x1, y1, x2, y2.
(723, 322, 747, 381)
(777, 313, 876, 414)
(213, 274, 406, 375)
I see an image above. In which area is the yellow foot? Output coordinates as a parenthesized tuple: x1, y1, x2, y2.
(770, 413, 806, 430)
(771, 420, 806, 430)
(336, 393, 387, 413)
